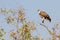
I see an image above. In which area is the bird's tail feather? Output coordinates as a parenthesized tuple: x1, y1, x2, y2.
(48, 17, 51, 22)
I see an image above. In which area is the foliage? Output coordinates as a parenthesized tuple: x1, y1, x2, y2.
(0, 27, 6, 40)
(0, 7, 60, 40)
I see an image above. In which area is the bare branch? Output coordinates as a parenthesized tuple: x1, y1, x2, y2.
(40, 23, 53, 35)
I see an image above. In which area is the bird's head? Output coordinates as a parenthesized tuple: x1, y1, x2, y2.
(38, 9, 42, 14)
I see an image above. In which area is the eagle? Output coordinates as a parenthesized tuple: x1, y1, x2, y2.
(38, 9, 51, 23)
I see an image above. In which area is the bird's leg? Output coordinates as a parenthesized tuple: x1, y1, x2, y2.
(42, 17, 44, 23)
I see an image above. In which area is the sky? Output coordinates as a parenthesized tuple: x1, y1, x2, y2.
(0, 0, 60, 40)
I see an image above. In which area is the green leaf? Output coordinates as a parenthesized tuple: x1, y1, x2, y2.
(2, 38, 5, 40)
(1, 28, 4, 32)
(0, 32, 3, 37)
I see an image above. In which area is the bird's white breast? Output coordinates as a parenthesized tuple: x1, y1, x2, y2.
(38, 10, 41, 14)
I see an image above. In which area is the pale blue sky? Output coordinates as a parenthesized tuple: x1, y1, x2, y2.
(0, 0, 60, 40)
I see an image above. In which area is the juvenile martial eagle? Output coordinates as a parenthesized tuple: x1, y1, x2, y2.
(38, 9, 51, 23)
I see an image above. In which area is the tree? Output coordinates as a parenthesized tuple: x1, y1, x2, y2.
(40, 23, 60, 40)
(0, 7, 60, 40)
(0, 7, 38, 40)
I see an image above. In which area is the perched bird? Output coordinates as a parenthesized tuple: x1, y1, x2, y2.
(38, 9, 51, 23)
